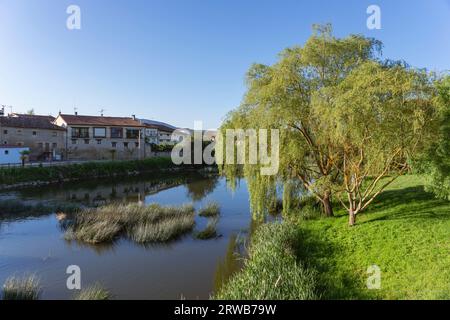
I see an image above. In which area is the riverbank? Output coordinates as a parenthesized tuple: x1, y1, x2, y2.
(0, 157, 210, 190)
(217, 175, 450, 300)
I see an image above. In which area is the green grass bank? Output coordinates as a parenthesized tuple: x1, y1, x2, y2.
(217, 175, 450, 300)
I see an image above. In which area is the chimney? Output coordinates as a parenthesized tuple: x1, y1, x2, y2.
(132, 115, 136, 120)
(75, 111, 78, 116)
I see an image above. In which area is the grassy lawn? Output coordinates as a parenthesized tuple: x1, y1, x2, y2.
(296, 175, 450, 299)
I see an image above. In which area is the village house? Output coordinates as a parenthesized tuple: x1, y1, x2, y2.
(0, 114, 66, 161)
(54, 113, 146, 160)
(139, 119, 178, 145)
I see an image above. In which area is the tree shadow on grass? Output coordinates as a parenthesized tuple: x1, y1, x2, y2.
(361, 186, 450, 224)
(293, 228, 377, 300)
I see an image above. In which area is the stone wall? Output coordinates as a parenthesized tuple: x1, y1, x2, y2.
(0, 126, 65, 161)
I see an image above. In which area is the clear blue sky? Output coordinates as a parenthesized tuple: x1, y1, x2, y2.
(0, 0, 449, 129)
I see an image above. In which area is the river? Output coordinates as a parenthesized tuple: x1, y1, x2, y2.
(0, 170, 257, 299)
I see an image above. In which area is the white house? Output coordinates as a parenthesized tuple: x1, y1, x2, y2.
(139, 119, 178, 145)
(0, 146, 30, 164)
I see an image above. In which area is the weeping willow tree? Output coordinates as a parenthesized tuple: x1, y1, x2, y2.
(218, 24, 383, 219)
(218, 25, 439, 225)
(314, 61, 438, 225)
(422, 75, 450, 200)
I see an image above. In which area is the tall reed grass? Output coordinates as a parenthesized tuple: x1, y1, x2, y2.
(215, 222, 318, 300)
(73, 284, 111, 300)
(2, 275, 41, 300)
(64, 203, 195, 244)
(198, 201, 220, 217)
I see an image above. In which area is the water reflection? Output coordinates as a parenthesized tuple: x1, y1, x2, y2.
(0, 171, 273, 299)
(213, 234, 244, 293)
(186, 177, 219, 201)
(0, 171, 220, 217)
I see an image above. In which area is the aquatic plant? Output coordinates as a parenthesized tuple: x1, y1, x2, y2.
(2, 275, 41, 300)
(73, 284, 111, 300)
(195, 217, 220, 240)
(198, 201, 220, 217)
(215, 222, 318, 300)
(64, 203, 195, 244)
(129, 215, 195, 243)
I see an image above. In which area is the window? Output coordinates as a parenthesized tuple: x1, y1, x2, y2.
(71, 139, 77, 145)
(84, 139, 90, 144)
(52, 143, 57, 148)
(4, 150, 8, 155)
(32, 131, 37, 136)
(37, 142, 44, 148)
(96, 139, 102, 145)
(72, 127, 89, 138)
(52, 132, 57, 137)
(111, 142, 117, 148)
(126, 129, 140, 139)
(135, 142, 139, 147)
(17, 142, 24, 146)
(17, 129, 22, 135)
(123, 142, 129, 148)
(3, 130, 7, 134)
(111, 127, 123, 138)
(94, 127, 106, 138)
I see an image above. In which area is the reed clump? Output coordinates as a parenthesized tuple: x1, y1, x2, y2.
(73, 284, 111, 300)
(1, 275, 41, 300)
(198, 201, 220, 217)
(64, 203, 195, 244)
(195, 217, 220, 240)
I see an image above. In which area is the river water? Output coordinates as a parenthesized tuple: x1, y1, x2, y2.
(0, 171, 256, 299)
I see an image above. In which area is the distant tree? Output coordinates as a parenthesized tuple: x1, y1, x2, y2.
(26, 109, 35, 115)
(19, 150, 30, 167)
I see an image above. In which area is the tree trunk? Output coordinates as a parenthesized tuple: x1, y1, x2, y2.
(349, 210, 356, 226)
(321, 193, 334, 217)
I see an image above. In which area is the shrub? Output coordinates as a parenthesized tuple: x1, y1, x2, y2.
(299, 205, 324, 221)
(215, 222, 318, 300)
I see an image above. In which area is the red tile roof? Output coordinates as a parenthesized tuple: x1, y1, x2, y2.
(11, 113, 56, 121)
(0, 116, 66, 131)
(58, 114, 144, 127)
